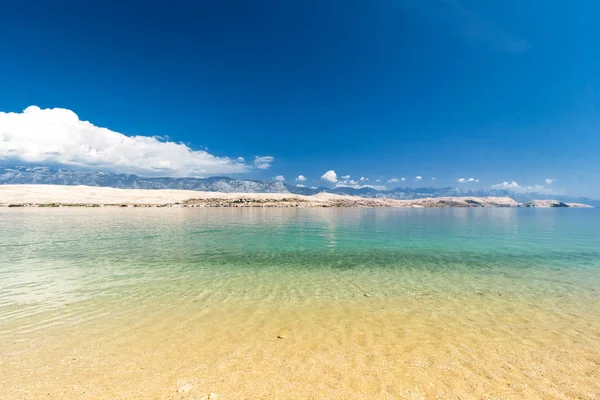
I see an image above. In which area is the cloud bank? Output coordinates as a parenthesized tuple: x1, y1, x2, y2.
(0, 106, 273, 177)
(336, 180, 387, 191)
(491, 181, 557, 194)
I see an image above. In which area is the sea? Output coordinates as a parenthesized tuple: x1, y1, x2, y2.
(1, 207, 599, 399)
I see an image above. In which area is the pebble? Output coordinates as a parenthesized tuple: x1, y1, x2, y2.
(277, 335, 285, 339)
(177, 383, 193, 393)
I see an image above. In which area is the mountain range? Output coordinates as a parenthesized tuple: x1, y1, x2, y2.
(1, 166, 598, 207)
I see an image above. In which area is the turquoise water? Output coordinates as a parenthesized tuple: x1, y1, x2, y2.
(2, 208, 599, 306)
(1, 207, 600, 399)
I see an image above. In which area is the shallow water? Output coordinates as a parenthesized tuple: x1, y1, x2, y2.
(1, 208, 600, 399)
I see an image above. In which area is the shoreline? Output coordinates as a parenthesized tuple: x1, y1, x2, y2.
(0, 184, 593, 208)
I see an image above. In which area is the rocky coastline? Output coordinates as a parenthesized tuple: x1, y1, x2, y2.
(0, 185, 593, 209)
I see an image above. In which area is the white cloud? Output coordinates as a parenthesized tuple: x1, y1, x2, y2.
(375, 179, 381, 182)
(341, 175, 350, 179)
(490, 181, 557, 194)
(0, 106, 255, 177)
(388, 178, 400, 183)
(296, 175, 307, 182)
(337, 176, 386, 190)
(296, 184, 305, 188)
(492, 181, 519, 189)
(545, 178, 554, 185)
(254, 156, 274, 170)
(321, 170, 338, 183)
(415, 176, 422, 181)
(457, 177, 477, 183)
(359, 177, 368, 181)
(273, 175, 285, 182)
(432, 177, 436, 180)
(401, 177, 406, 181)
(336, 182, 387, 190)
(310, 186, 317, 189)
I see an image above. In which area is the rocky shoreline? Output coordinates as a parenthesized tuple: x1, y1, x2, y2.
(0, 185, 593, 208)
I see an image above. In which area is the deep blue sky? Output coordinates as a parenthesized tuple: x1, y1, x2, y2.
(1, 0, 599, 196)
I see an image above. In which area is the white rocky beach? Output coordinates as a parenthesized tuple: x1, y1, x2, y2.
(0, 185, 592, 208)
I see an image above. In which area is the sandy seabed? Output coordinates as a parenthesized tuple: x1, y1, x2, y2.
(2, 294, 600, 399)
(1, 207, 599, 399)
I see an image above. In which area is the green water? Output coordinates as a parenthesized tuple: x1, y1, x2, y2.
(2, 207, 600, 309)
(2, 208, 600, 399)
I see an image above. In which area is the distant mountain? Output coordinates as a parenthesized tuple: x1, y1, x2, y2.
(0, 166, 288, 193)
(318, 186, 600, 207)
(1, 166, 598, 207)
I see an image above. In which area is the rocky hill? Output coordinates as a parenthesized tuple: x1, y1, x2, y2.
(1, 166, 598, 206)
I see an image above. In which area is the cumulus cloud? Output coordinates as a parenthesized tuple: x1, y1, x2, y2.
(432, 177, 436, 180)
(341, 175, 350, 179)
(492, 181, 519, 189)
(296, 175, 307, 182)
(545, 178, 554, 184)
(0, 106, 257, 177)
(321, 170, 338, 183)
(401, 177, 406, 181)
(457, 177, 477, 183)
(254, 156, 274, 170)
(273, 175, 285, 182)
(296, 184, 305, 188)
(359, 177, 368, 181)
(337, 176, 386, 190)
(388, 178, 400, 183)
(490, 181, 557, 194)
(336, 182, 387, 190)
(415, 176, 422, 181)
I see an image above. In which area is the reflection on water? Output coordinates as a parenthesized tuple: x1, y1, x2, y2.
(1, 208, 600, 399)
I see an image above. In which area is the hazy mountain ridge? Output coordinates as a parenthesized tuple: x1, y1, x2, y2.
(0, 166, 288, 193)
(1, 166, 598, 206)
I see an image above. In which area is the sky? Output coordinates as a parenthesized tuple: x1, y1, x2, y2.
(0, 0, 599, 197)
